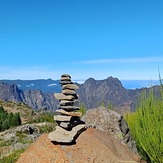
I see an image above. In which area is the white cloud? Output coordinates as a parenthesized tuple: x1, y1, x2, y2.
(48, 83, 57, 87)
(73, 80, 85, 84)
(26, 83, 35, 87)
(79, 56, 163, 64)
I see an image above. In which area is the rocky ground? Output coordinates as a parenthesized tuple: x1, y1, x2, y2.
(17, 128, 142, 163)
(0, 105, 144, 162)
(0, 122, 56, 159)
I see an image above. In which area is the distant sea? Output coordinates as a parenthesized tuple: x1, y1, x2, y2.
(121, 80, 160, 89)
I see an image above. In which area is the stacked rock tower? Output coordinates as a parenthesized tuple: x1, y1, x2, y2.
(48, 74, 85, 143)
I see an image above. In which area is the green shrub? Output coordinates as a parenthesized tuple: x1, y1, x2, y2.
(79, 103, 87, 115)
(107, 102, 113, 110)
(125, 85, 163, 162)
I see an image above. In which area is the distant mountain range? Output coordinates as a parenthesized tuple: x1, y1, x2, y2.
(0, 79, 61, 93)
(0, 79, 160, 93)
(0, 77, 161, 113)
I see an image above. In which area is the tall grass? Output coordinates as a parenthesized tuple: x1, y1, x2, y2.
(125, 81, 163, 162)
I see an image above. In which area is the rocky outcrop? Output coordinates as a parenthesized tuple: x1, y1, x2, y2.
(0, 122, 56, 158)
(0, 82, 57, 110)
(0, 82, 24, 102)
(48, 74, 85, 143)
(83, 106, 137, 153)
(23, 90, 58, 110)
(17, 128, 142, 163)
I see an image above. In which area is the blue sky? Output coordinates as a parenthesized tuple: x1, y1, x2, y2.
(0, 0, 163, 80)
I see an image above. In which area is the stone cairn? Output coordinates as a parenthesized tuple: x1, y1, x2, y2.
(48, 74, 85, 143)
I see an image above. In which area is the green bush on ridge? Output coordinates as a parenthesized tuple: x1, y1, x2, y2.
(125, 82, 163, 162)
(0, 106, 21, 132)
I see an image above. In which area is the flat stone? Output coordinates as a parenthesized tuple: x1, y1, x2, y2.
(59, 122, 71, 129)
(61, 76, 71, 81)
(59, 81, 73, 85)
(54, 115, 72, 122)
(62, 89, 76, 95)
(59, 100, 79, 106)
(62, 84, 79, 90)
(61, 74, 71, 78)
(59, 100, 74, 106)
(59, 105, 80, 111)
(56, 109, 82, 117)
(48, 124, 86, 143)
(54, 93, 75, 100)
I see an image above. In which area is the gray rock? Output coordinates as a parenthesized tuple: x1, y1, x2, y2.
(61, 74, 71, 78)
(118, 117, 137, 153)
(59, 105, 80, 111)
(54, 115, 72, 122)
(54, 93, 75, 100)
(62, 84, 79, 90)
(61, 76, 71, 81)
(56, 109, 82, 117)
(84, 106, 137, 153)
(62, 89, 76, 95)
(48, 124, 86, 143)
(59, 81, 73, 85)
(85, 107, 122, 135)
(59, 100, 73, 106)
(59, 100, 79, 106)
(59, 122, 71, 129)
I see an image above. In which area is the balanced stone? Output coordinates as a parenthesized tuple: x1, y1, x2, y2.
(61, 74, 71, 78)
(62, 89, 76, 95)
(59, 81, 73, 85)
(59, 100, 74, 106)
(59, 100, 79, 106)
(54, 115, 72, 122)
(56, 109, 82, 117)
(62, 84, 79, 90)
(59, 105, 80, 111)
(48, 124, 86, 143)
(61, 76, 71, 81)
(59, 122, 71, 129)
(54, 93, 75, 100)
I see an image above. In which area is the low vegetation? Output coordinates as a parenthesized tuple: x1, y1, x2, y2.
(125, 83, 163, 162)
(29, 111, 55, 123)
(97, 100, 114, 110)
(0, 148, 26, 163)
